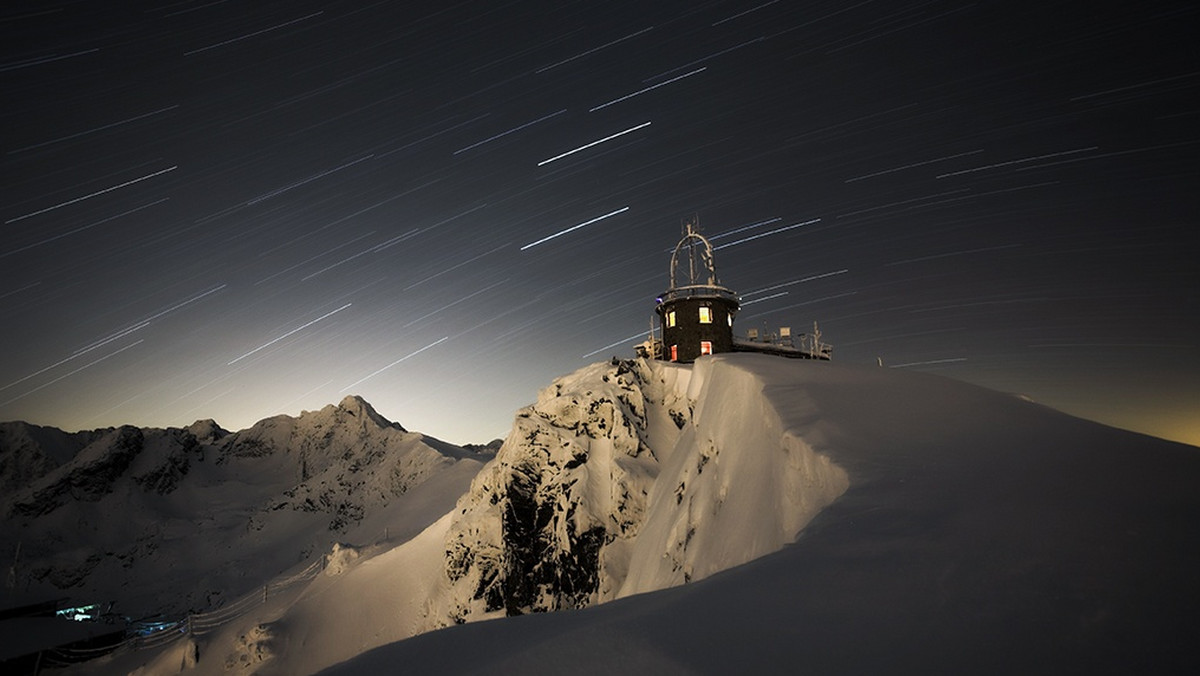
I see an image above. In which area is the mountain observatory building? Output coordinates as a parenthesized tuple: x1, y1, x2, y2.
(642, 220, 832, 363)
(654, 222, 740, 362)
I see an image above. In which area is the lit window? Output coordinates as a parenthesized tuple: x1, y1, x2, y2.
(699, 306, 712, 324)
(666, 310, 676, 328)
(700, 341, 713, 356)
(670, 344, 679, 361)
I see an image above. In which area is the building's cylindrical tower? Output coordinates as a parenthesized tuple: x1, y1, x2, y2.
(655, 223, 740, 362)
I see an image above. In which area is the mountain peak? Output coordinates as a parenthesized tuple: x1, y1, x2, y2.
(337, 394, 405, 432)
(337, 393, 369, 410)
(186, 418, 229, 443)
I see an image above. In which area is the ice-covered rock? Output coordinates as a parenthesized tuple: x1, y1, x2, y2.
(439, 356, 848, 621)
(443, 358, 660, 619)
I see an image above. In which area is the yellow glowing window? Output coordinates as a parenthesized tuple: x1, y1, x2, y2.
(700, 341, 713, 356)
(670, 344, 679, 361)
(699, 307, 712, 324)
(666, 310, 676, 328)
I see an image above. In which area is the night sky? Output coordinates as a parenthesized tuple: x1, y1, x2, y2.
(2, 1, 1197, 446)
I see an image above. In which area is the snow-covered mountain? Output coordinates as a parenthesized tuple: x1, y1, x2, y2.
(438, 357, 847, 622)
(16, 354, 1200, 674)
(0, 396, 489, 618)
(326, 355, 1200, 675)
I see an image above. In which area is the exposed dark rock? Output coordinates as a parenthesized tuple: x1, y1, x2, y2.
(462, 439, 503, 455)
(0, 421, 102, 495)
(133, 429, 202, 494)
(9, 426, 145, 517)
(443, 359, 665, 620)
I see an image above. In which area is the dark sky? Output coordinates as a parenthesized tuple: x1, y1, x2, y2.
(2, 1, 1197, 445)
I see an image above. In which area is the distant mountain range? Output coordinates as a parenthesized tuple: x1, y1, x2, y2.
(1, 395, 491, 618)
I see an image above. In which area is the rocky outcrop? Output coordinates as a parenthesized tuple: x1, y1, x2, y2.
(438, 356, 848, 623)
(8, 426, 146, 517)
(132, 428, 202, 495)
(443, 359, 659, 619)
(0, 421, 101, 494)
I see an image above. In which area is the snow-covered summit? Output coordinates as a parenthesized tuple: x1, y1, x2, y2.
(335, 394, 405, 432)
(185, 418, 229, 444)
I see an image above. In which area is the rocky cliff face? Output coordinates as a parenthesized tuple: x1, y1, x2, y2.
(438, 356, 848, 623)
(7, 425, 204, 518)
(0, 396, 485, 615)
(443, 359, 661, 619)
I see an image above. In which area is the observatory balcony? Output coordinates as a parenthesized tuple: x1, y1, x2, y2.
(656, 284, 740, 305)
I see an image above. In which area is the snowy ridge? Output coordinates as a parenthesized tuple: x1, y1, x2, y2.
(440, 359, 661, 619)
(438, 356, 847, 622)
(319, 354, 1200, 675)
(619, 357, 848, 596)
(0, 395, 486, 618)
(104, 356, 849, 675)
(0, 422, 100, 495)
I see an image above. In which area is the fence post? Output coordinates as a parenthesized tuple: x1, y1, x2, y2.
(263, 584, 268, 603)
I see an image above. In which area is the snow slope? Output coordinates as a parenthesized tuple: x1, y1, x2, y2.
(321, 354, 1200, 674)
(0, 396, 488, 619)
(91, 355, 850, 675)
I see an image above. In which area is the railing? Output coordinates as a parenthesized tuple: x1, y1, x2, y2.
(33, 555, 327, 670)
(657, 284, 740, 305)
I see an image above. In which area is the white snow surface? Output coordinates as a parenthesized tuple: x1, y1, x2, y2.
(43, 354, 1200, 674)
(619, 358, 847, 596)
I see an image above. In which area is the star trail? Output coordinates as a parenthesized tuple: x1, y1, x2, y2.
(1, 1, 1196, 446)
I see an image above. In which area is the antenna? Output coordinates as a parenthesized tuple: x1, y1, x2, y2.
(667, 217, 719, 289)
